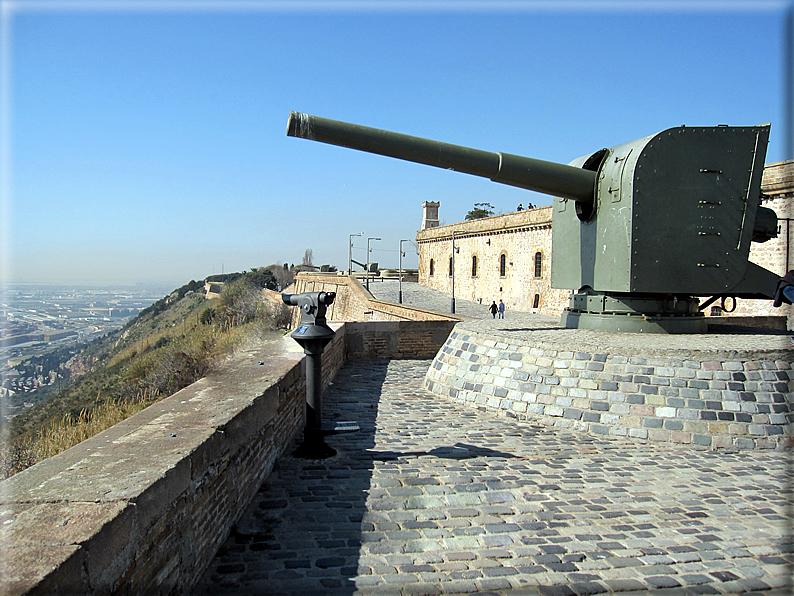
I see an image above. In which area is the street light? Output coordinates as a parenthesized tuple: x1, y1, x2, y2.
(366, 237, 381, 291)
(399, 239, 411, 304)
(451, 229, 472, 314)
(349, 232, 362, 275)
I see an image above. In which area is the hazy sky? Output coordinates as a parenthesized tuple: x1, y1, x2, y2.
(2, 0, 792, 287)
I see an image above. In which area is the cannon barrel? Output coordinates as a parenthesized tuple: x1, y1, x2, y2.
(287, 112, 597, 203)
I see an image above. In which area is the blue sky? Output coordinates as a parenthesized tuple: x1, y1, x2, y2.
(2, 0, 792, 286)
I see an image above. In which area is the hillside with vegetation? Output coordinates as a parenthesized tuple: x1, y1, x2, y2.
(2, 267, 291, 478)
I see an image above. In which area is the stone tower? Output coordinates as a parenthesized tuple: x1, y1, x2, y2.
(422, 201, 440, 230)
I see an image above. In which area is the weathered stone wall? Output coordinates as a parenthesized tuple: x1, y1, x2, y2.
(417, 160, 793, 323)
(733, 161, 794, 328)
(345, 321, 458, 360)
(0, 334, 310, 596)
(0, 321, 455, 596)
(426, 325, 793, 451)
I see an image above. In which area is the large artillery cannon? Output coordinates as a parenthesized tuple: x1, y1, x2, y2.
(287, 111, 780, 333)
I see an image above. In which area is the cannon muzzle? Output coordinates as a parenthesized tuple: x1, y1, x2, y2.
(287, 111, 597, 203)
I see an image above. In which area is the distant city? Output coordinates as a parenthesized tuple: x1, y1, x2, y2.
(1, 283, 176, 421)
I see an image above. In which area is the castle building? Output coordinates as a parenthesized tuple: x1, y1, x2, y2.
(416, 159, 793, 323)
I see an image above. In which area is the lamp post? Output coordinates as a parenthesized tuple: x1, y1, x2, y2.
(451, 229, 472, 314)
(399, 239, 411, 304)
(366, 237, 380, 291)
(349, 232, 362, 275)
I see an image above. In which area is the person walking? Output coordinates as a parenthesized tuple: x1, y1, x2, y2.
(773, 271, 794, 347)
(489, 301, 498, 319)
(498, 300, 505, 319)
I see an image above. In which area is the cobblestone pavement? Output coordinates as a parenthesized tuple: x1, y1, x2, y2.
(196, 360, 793, 595)
(367, 281, 790, 354)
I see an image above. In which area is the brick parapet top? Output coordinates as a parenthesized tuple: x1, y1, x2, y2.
(761, 159, 794, 194)
(416, 206, 553, 242)
(293, 272, 463, 322)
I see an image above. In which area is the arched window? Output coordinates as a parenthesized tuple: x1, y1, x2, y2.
(429, 259, 434, 276)
(499, 253, 507, 277)
(533, 294, 540, 308)
(448, 256, 453, 276)
(472, 255, 478, 277)
(534, 252, 543, 278)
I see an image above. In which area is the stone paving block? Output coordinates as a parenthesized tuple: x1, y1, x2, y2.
(438, 579, 478, 593)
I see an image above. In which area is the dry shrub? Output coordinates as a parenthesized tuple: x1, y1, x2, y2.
(214, 280, 263, 329)
(2, 392, 156, 477)
(0, 442, 38, 479)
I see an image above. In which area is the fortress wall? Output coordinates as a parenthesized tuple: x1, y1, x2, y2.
(736, 161, 794, 327)
(0, 320, 455, 596)
(426, 325, 793, 451)
(345, 320, 458, 360)
(417, 207, 562, 316)
(0, 334, 311, 596)
(416, 160, 794, 323)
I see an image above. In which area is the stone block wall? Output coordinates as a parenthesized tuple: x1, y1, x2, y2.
(416, 207, 562, 315)
(0, 335, 312, 595)
(425, 326, 793, 451)
(345, 320, 458, 360)
(733, 161, 794, 327)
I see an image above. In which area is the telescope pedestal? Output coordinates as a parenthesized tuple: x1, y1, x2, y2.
(292, 347, 338, 459)
(562, 290, 706, 334)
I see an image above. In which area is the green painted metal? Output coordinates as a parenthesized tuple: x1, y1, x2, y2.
(551, 124, 775, 297)
(287, 111, 597, 201)
(561, 310, 708, 334)
(561, 290, 706, 334)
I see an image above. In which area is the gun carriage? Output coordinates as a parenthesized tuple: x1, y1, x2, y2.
(287, 111, 780, 333)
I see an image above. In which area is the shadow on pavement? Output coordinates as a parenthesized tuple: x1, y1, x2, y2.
(197, 360, 390, 595)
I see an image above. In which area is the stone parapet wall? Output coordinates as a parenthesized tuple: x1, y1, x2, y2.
(0, 321, 455, 595)
(345, 321, 458, 360)
(762, 158, 794, 193)
(425, 325, 793, 451)
(0, 334, 311, 596)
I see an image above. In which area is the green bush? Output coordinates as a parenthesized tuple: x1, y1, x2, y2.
(200, 307, 215, 325)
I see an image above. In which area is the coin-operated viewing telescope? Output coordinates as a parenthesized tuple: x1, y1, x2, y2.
(282, 291, 358, 458)
(287, 111, 780, 333)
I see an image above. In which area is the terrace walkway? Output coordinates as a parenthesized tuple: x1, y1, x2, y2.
(365, 279, 493, 319)
(196, 356, 792, 595)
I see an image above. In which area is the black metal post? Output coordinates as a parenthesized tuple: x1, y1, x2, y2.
(451, 232, 457, 314)
(293, 339, 336, 459)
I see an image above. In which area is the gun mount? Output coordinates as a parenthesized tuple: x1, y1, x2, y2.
(287, 111, 780, 333)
